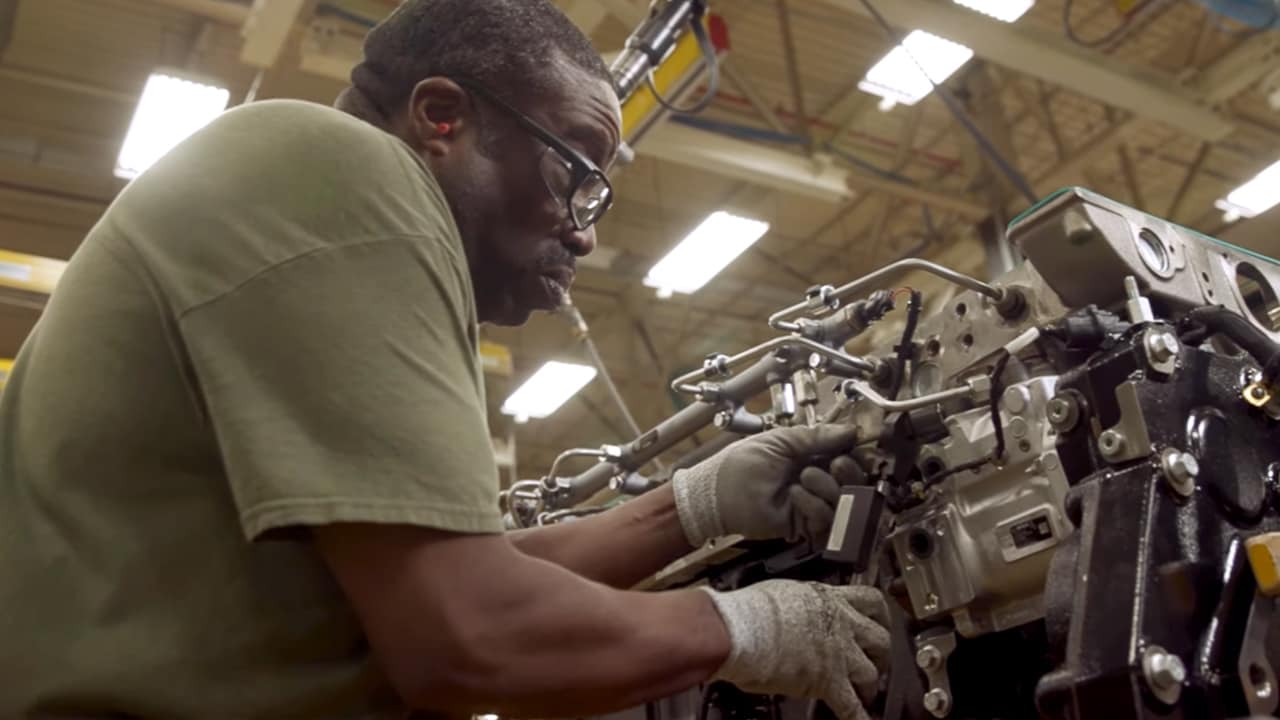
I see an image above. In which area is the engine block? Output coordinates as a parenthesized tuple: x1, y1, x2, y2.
(522, 188, 1280, 720)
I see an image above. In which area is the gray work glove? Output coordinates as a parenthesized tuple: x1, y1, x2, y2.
(672, 425, 857, 547)
(704, 580, 892, 720)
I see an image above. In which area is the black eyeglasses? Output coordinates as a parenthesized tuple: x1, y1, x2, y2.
(457, 81, 614, 231)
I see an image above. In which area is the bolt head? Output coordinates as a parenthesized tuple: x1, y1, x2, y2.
(1099, 430, 1126, 457)
(1147, 651, 1187, 688)
(1047, 399, 1069, 421)
(1143, 646, 1187, 704)
(1252, 385, 1269, 400)
(1146, 332, 1179, 362)
(1003, 386, 1029, 414)
(1171, 453, 1198, 479)
(916, 645, 943, 671)
(923, 688, 951, 717)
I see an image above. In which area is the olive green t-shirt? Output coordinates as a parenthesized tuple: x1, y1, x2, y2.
(0, 100, 503, 718)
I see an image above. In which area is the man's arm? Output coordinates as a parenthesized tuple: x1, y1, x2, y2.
(315, 522, 726, 717)
(508, 483, 693, 588)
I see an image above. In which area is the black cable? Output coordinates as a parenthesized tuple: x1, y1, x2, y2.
(1062, 0, 1153, 48)
(920, 349, 1012, 489)
(1181, 305, 1280, 384)
(989, 349, 1013, 461)
(645, 7, 721, 115)
(922, 456, 990, 488)
(888, 290, 922, 399)
(854, 0, 1038, 205)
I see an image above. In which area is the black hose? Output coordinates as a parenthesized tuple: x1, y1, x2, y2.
(1062, 0, 1157, 48)
(989, 349, 1013, 461)
(920, 349, 1013, 489)
(888, 290, 922, 399)
(1181, 305, 1280, 383)
(645, 6, 721, 115)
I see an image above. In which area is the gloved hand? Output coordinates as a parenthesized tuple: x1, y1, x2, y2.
(672, 424, 857, 547)
(703, 580, 892, 720)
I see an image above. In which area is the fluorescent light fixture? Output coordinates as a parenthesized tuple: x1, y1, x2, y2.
(857, 30, 975, 106)
(644, 211, 771, 296)
(115, 71, 230, 180)
(952, 0, 1034, 22)
(501, 361, 597, 423)
(1216, 159, 1280, 222)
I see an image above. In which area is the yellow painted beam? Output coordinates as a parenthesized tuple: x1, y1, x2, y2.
(0, 250, 67, 296)
(479, 340, 513, 377)
(0, 359, 12, 391)
(621, 16, 723, 143)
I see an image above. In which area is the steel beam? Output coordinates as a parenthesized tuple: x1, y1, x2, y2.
(240, 0, 307, 69)
(1185, 31, 1280, 105)
(140, 0, 250, 26)
(823, 0, 1233, 141)
(563, 0, 612, 35)
(637, 122, 852, 203)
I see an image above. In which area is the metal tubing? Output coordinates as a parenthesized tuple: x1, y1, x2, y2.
(557, 356, 780, 507)
(844, 379, 975, 412)
(768, 259, 1006, 331)
(544, 448, 616, 491)
(671, 335, 875, 393)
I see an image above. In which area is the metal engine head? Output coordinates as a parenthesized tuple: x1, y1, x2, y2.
(888, 376, 1071, 638)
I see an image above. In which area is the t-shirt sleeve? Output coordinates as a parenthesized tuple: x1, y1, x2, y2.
(179, 236, 503, 541)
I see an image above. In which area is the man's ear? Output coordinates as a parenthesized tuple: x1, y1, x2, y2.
(405, 77, 471, 157)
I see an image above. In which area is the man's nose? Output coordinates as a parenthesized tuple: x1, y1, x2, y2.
(562, 224, 597, 258)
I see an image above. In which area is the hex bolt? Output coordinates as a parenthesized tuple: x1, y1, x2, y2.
(1161, 449, 1198, 498)
(916, 645, 943, 671)
(1145, 331, 1179, 364)
(1099, 429, 1126, 458)
(1003, 385, 1030, 415)
(713, 411, 732, 429)
(1009, 417, 1030, 439)
(923, 688, 952, 718)
(1047, 395, 1080, 432)
(1142, 646, 1186, 704)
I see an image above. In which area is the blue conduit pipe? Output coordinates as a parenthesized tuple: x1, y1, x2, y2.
(1192, 0, 1279, 28)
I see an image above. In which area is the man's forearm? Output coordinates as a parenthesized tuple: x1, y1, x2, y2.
(509, 483, 694, 588)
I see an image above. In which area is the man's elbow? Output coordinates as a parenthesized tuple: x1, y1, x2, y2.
(381, 625, 510, 713)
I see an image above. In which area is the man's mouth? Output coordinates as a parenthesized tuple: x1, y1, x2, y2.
(540, 267, 574, 306)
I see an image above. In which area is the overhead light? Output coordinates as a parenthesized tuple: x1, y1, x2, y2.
(644, 211, 770, 296)
(501, 361, 597, 423)
(952, 0, 1034, 22)
(857, 30, 975, 106)
(1216, 159, 1280, 222)
(116, 71, 230, 180)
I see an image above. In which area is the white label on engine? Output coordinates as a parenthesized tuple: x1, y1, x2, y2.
(827, 494, 855, 552)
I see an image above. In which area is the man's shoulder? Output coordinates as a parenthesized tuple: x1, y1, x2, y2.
(211, 99, 404, 162)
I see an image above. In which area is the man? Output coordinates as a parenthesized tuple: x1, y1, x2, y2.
(0, 1, 890, 718)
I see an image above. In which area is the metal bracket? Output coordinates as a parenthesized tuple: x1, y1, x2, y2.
(914, 630, 957, 718)
(1096, 381, 1154, 464)
(1239, 593, 1279, 717)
